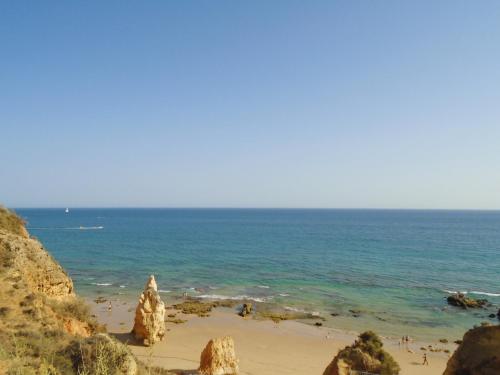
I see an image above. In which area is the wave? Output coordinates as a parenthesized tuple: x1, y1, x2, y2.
(29, 226, 104, 230)
(257, 285, 270, 289)
(284, 306, 320, 316)
(279, 293, 290, 297)
(470, 291, 500, 297)
(92, 283, 112, 286)
(197, 294, 269, 303)
(443, 289, 499, 297)
(119, 285, 126, 288)
(158, 290, 171, 293)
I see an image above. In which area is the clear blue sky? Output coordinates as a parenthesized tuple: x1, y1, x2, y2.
(1, 1, 499, 208)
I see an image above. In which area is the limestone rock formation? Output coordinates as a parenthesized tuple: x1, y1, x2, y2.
(0, 229, 74, 298)
(132, 275, 166, 346)
(323, 331, 400, 375)
(444, 325, 500, 375)
(239, 302, 252, 317)
(199, 336, 239, 375)
(446, 293, 488, 309)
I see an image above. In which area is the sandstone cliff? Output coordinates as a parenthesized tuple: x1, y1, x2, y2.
(444, 325, 500, 375)
(0, 207, 171, 375)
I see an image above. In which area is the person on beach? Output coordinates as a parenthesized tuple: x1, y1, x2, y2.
(108, 301, 112, 311)
(422, 353, 429, 365)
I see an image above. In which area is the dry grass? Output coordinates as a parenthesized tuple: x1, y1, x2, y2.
(0, 207, 26, 237)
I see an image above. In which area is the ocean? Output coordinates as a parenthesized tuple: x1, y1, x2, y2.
(17, 208, 500, 341)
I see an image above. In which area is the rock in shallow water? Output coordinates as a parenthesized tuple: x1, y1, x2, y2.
(239, 303, 252, 317)
(131, 275, 165, 346)
(446, 293, 488, 309)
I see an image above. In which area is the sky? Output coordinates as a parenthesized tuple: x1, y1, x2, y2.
(1, 1, 500, 209)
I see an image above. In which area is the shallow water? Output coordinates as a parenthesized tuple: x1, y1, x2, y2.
(18, 208, 500, 341)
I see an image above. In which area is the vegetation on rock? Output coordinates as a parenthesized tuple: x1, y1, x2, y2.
(323, 331, 400, 375)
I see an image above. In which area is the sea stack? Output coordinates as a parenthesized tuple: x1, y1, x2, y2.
(198, 336, 239, 375)
(132, 275, 166, 346)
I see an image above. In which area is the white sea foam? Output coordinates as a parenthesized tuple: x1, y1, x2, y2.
(470, 291, 500, 297)
(158, 290, 171, 293)
(443, 289, 499, 297)
(92, 283, 112, 286)
(119, 285, 126, 288)
(284, 306, 320, 316)
(278, 293, 290, 297)
(198, 294, 269, 303)
(284, 306, 303, 312)
(257, 285, 270, 289)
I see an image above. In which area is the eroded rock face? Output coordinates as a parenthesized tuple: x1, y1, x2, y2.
(132, 275, 166, 346)
(446, 293, 488, 309)
(444, 325, 500, 375)
(199, 336, 239, 375)
(0, 230, 74, 298)
(323, 331, 400, 375)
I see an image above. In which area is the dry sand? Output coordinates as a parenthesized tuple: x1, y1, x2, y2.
(92, 298, 453, 375)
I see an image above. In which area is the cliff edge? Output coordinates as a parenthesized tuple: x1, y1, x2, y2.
(443, 325, 500, 375)
(0, 207, 171, 374)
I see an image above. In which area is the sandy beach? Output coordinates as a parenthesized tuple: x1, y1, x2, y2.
(91, 297, 454, 375)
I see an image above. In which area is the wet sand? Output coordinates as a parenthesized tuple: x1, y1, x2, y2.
(91, 297, 454, 375)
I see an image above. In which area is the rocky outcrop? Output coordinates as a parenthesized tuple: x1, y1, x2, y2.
(444, 325, 500, 375)
(132, 275, 166, 346)
(446, 293, 488, 309)
(199, 336, 239, 375)
(323, 331, 400, 375)
(239, 303, 252, 317)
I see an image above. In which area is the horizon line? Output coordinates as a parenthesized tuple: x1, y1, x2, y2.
(10, 206, 500, 212)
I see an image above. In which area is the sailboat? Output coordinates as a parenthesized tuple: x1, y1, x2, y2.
(65, 208, 69, 213)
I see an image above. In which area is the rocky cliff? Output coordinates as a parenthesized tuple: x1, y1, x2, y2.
(444, 325, 500, 375)
(0, 207, 171, 375)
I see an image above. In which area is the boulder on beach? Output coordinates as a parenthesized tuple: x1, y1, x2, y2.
(444, 325, 500, 375)
(323, 331, 400, 375)
(198, 336, 239, 375)
(239, 303, 252, 317)
(446, 293, 488, 309)
(131, 275, 166, 346)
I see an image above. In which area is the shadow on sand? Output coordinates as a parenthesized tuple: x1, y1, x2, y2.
(110, 332, 200, 374)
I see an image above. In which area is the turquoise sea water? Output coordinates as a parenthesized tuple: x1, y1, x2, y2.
(17, 208, 500, 341)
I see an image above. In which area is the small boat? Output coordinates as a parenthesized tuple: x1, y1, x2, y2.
(65, 208, 69, 213)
